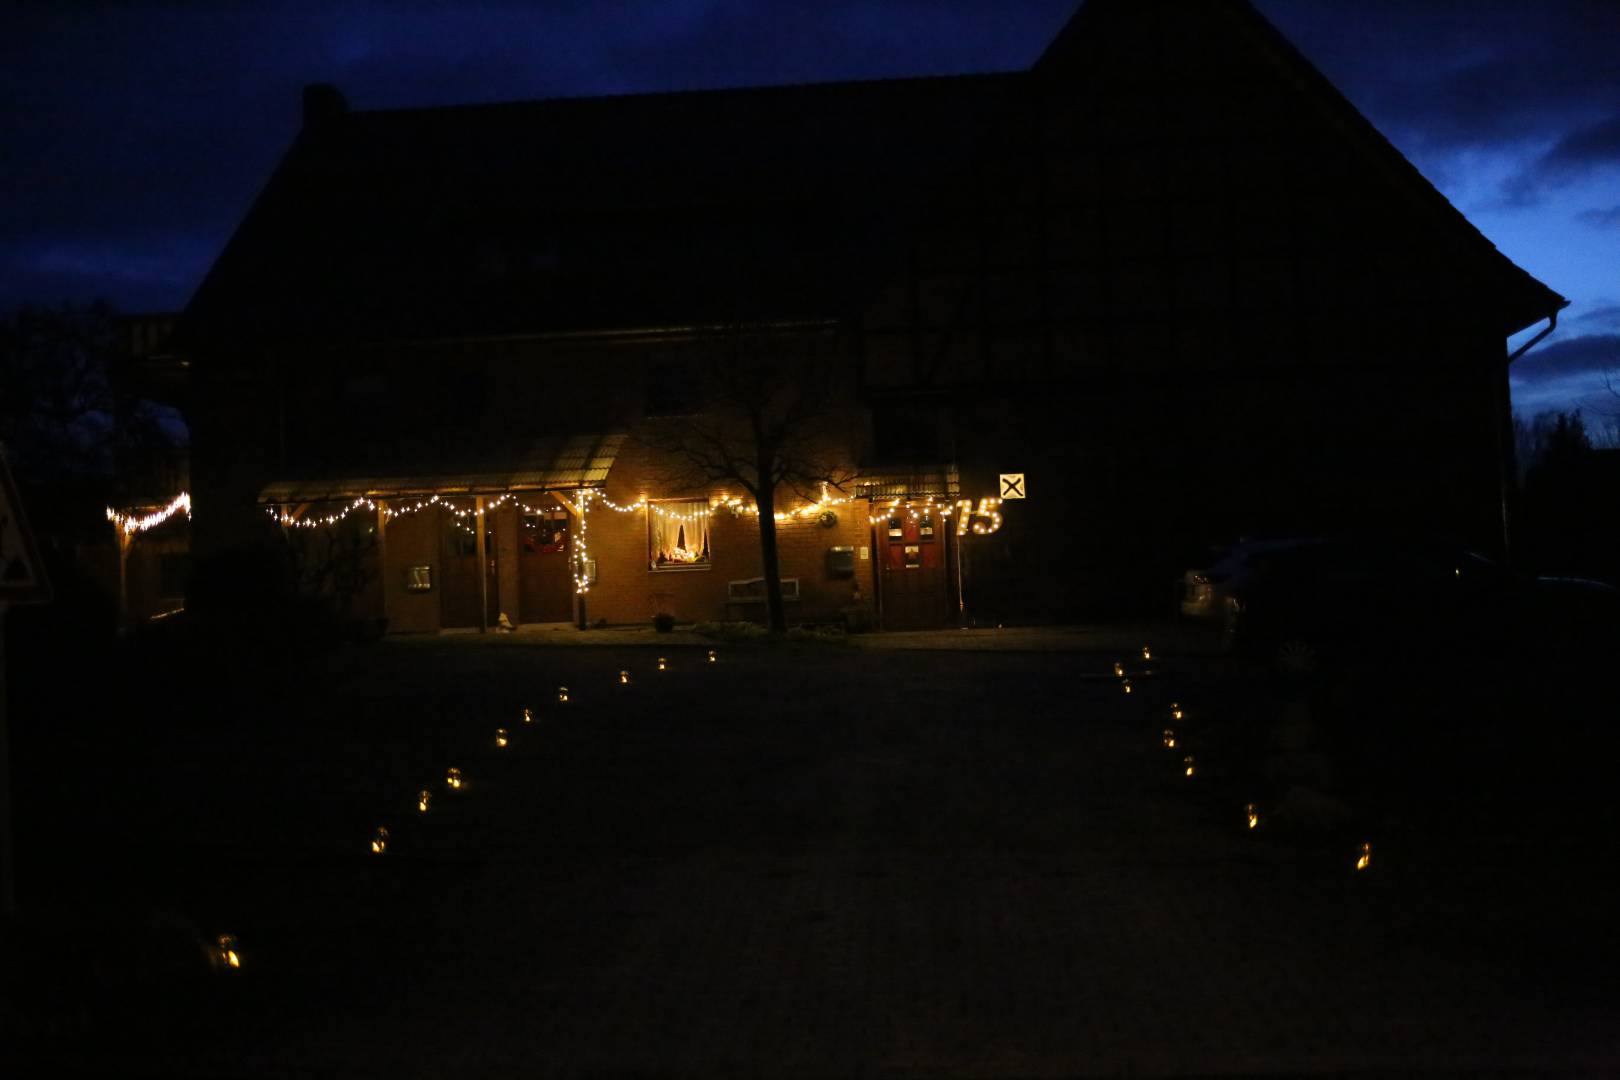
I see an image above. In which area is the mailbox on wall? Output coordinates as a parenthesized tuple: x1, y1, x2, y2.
(826, 546, 855, 577)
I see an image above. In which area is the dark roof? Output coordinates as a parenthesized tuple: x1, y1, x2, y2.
(258, 433, 624, 503)
(184, 73, 1025, 347)
(184, 0, 1564, 349)
(1036, 0, 1566, 337)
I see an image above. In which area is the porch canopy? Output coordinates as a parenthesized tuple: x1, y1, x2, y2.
(852, 465, 960, 502)
(257, 433, 623, 505)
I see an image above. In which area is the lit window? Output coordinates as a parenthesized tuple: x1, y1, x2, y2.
(649, 500, 711, 569)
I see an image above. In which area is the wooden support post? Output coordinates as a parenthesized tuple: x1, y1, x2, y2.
(376, 500, 389, 629)
(116, 528, 133, 633)
(475, 495, 488, 634)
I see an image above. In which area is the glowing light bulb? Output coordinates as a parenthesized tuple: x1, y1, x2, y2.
(495, 728, 508, 748)
(657, 657, 667, 671)
(371, 826, 389, 854)
(1142, 645, 1152, 661)
(446, 767, 463, 790)
(522, 707, 533, 724)
(1183, 755, 1195, 778)
(1355, 842, 1371, 871)
(216, 934, 241, 970)
(707, 649, 717, 663)
(619, 670, 630, 685)
(1246, 803, 1259, 830)
(557, 687, 569, 704)
(1113, 661, 1124, 678)
(1162, 729, 1176, 749)
(418, 790, 431, 813)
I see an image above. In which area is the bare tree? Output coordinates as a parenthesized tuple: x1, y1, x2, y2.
(636, 323, 859, 634)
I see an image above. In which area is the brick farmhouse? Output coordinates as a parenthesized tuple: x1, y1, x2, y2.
(173, 0, 1565, 633)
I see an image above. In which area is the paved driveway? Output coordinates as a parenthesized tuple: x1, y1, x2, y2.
(10, 639, 1618, 1076)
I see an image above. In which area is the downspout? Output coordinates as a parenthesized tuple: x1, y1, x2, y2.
(1497, 310, 1559, 564)
(1507, 311, 1558, 364)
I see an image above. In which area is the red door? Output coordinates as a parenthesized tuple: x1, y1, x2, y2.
(876, 508, 952, 629)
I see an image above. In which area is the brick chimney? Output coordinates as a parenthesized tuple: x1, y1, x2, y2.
(301, 83, 347, 129)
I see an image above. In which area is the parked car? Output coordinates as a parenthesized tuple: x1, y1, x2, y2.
(1221, 534, 1620, 675)
(1179, 536, 1319, 620)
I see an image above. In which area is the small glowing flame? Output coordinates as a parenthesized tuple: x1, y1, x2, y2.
(216, 934, 240, 970)
(557, 687, 569, 704)
(1246, 803, 1259, 830)
(1122, 679, 1132, 695)
(1355, 842, 1371, 871)
(495, 728, 508, 748)
(522, 707, 533, 724)
(446, 767, 463, 790)
(1183, 755, 1195, 778)
(371, 826, 389, 854)
(1113, 661, 1124, 678)
(1162, 729, 1176, 748)
(657, 657, 668, 671)
(418, 790, 431, 813)
(1142, 645, 1152, 661)
(707, 649, 717, 663)
(619, 670, 630, 685)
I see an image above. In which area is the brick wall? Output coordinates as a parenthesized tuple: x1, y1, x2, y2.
(381, 504, 442, 634)
(575, 439, 877, 627)
(580, 501, 874, 626)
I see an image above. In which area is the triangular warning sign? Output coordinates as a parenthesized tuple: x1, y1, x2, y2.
(0, 443, 51, 605)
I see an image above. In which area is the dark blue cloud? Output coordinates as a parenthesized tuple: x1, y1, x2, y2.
(1502, 113, 1620, 206)
(1576, 205, 1620, 228)
(1513, 333, 1620, 381)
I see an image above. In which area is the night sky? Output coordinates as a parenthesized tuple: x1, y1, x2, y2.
(4, 0, 1616, 420)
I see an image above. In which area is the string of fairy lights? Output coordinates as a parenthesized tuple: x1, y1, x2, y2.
(261, 484, 1010, 597)
(105, 485, 1006, 612)
(106, 492, 192, 536)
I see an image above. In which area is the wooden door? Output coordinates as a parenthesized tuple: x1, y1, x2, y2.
(441, 510, 496, 628)
(876, 507, 952, 629)
(519, 509, 573, 624)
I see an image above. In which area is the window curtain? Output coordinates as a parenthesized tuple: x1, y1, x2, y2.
(650, 501, 710, 565)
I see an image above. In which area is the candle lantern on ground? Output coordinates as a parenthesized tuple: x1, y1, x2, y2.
(1122, 678, 1132, 695)
(371, 826, 389, 854)
(522, 707, 533, 725)
(1246, 803, 1259, 830)
(1170, 703, 1184, 722)
(557, 687, 569, 704)
(215, 935, 241, 971)
(1183, 755, 1196, 778)
(1162, 728, 1176, 749)
(495, 728, 508, 748)
(619, 670, 630, 685)
(707, 649, 717, 663)
(418, 790, 431, 813)
(1356, 842, 1372, 871)
(657, 657, 668, 671)
(1114, 661, 1124, 678)
(1142, 645, 1152, 661)
(446, 767, 463, 790)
